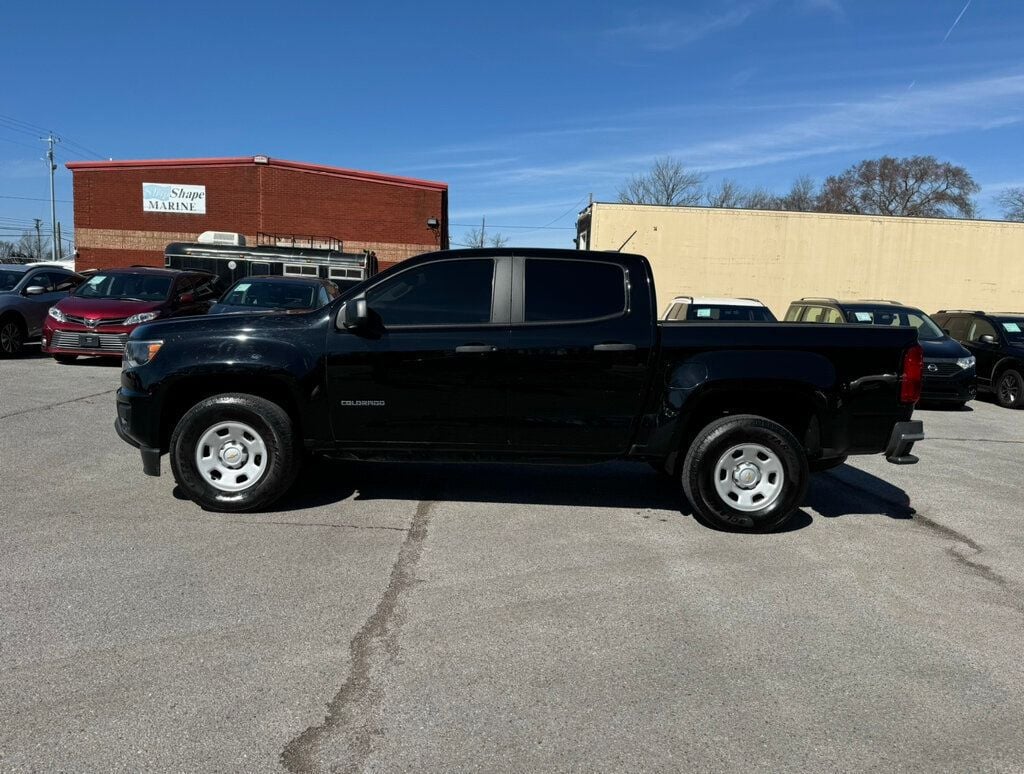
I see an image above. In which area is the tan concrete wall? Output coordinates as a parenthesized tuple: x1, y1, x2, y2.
(583, 203, 1024, 318)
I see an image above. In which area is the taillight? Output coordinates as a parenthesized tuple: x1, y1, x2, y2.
(900, 344, 924, 404)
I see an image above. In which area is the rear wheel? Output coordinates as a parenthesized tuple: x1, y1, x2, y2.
(0, 315, 26, 357)
(995, 369, 1024, 409)
(682, 415, 808, 532)
(170, 393, 301, 512)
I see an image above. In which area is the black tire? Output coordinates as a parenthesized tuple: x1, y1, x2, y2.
(53, 354, 78, 364)
(169, 393, 301, 512)
(0, 315, 26, 357)
(995, 369, 1024, 409)
(681, 414, 809, 533)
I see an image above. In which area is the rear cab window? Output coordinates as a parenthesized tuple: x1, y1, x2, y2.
(523, 259, 626, 323)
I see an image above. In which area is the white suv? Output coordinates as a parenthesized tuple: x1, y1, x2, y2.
(662, 296, 777, 322)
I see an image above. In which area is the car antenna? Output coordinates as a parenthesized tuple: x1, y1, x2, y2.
(616, 230, 637, 252)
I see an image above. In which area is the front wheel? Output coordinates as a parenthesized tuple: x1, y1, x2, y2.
(0, 316, 26, 357)
(681, 415, 809, 532)
(169, 393, 301, 512)
(995, 369, 1024, 409)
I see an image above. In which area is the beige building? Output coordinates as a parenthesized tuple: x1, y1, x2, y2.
(575, 203, 1024, 318)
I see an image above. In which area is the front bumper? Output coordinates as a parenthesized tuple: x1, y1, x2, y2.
(921, 368, 976, 403)
(43, 320, 135, 357)
(885, 420, 924, 465)
(115, 387, 162, 476)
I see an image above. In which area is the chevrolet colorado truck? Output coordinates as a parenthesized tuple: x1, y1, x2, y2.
(115, 248, 924, 532)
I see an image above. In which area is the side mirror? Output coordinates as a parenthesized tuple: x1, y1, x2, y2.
(339, 298, 369, 330)
(178, 292, 195, 304)
(979, 334, 997, 345)
(24, 285, 46, 296)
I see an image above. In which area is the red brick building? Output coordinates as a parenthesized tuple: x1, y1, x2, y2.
(66, 156, 448, 270)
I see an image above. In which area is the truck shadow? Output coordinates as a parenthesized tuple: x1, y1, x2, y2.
(229, 458, 913, 531)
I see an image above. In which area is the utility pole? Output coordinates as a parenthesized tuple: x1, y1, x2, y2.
(33, 219, 42, 259)
(43, 134, 59, 262)
(56, 222, 63, 259)
(480, 216, 485, 248)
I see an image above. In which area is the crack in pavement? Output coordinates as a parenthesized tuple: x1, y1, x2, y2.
(0, 389, 116, 421)
(212, 519, 409, 533)
(824, 470, 1023, 614)
(280, 497, 435, 773)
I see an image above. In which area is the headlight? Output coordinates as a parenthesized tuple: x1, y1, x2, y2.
(48, 306, 66, 322)
(956, 355, 976, 370)
(123, 340, 163, 368)
(124, 311, 160, 326)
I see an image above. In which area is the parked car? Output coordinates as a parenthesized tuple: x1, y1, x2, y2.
(784, 298, 976, 408)
(42, 267, 223, 363)
(0, 264, 85, 356)
(662, 296, 776, 321)
(115, 248, 924, 533)
(932, 310, 1024, 409)
(209, 276, 339, 315)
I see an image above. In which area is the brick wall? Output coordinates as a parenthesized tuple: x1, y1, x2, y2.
(70, 159, 447, 269)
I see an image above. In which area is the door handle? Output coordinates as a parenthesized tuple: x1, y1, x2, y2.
(593, 342, 636, 352)
(455, 344, 497, 353)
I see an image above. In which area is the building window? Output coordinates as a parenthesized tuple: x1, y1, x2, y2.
(283, 264, 319, 277)
(329, 267, 364, 280)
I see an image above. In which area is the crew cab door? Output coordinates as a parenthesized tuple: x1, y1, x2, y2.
(326, 255, 511, 448)
(505, 254, 655, 454)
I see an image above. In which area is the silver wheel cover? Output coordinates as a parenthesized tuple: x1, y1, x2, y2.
(194, 421, 269, 493)
(713, 443, 785, 513)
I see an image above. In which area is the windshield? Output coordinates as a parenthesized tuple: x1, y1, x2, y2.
(996, 317, 1024, 343)
(687, 305, 776, 322)
(74, 273, 173, 301)
(844, 306, 944, 340)
(221, 280, 318, 309)
(0, 269, 23, 292)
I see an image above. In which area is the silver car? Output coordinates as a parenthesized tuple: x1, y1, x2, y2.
(0, 264, 85, 356)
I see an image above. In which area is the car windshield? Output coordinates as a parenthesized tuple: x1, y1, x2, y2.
(0, 269, 24, 292)
(221, 280, 318, 309)
(995, 317, 1024, 343)
(687, 305, 775, 321)
(74, 273, 173, 301)
(844, 306, 944, 340)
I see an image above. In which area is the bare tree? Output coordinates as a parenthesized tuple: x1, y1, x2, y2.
(776, 175, 819, 212)
(13, 230, 51, 260)
(0, 241, 16, 260)
(997, 187, 1024, 221)
(460, 227, 508, 248)
(743, 187, 781, 210)
(818, 156, 978, 218)
(618, 156, 705, 206)
(705, 178, 747, 208)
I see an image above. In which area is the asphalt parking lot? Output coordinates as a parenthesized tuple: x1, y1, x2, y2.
(2, 353, 1023, 773)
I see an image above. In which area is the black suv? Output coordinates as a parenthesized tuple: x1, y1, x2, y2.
(785, 298, 977, 407)
(932, 310, 1024, 409)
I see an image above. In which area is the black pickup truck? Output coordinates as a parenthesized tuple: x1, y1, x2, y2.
(116, 248, 924, 532)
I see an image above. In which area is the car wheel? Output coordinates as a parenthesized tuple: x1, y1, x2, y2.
(682, 414, 808, 533)
(169, 393, 301, 512)
(996, 369, 1024, 409)
(53, 355, 78, 364)
(0, 315, 26, 357)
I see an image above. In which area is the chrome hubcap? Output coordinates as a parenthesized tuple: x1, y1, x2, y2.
(195, 421, 268, 493)
(714, 443, 784, 513)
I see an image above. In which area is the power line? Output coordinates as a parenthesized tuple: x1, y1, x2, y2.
(449, 222, 575, 230)
(0, 194, 73, 203)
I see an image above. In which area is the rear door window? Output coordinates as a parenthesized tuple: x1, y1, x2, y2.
(524, 259, 626, 323)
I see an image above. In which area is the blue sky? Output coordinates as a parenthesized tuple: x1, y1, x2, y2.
(1, 0, 1023, 250)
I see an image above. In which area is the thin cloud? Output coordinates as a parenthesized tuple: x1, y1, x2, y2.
(609, 4, 760, 51)
(487, 72, 1024, 184)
